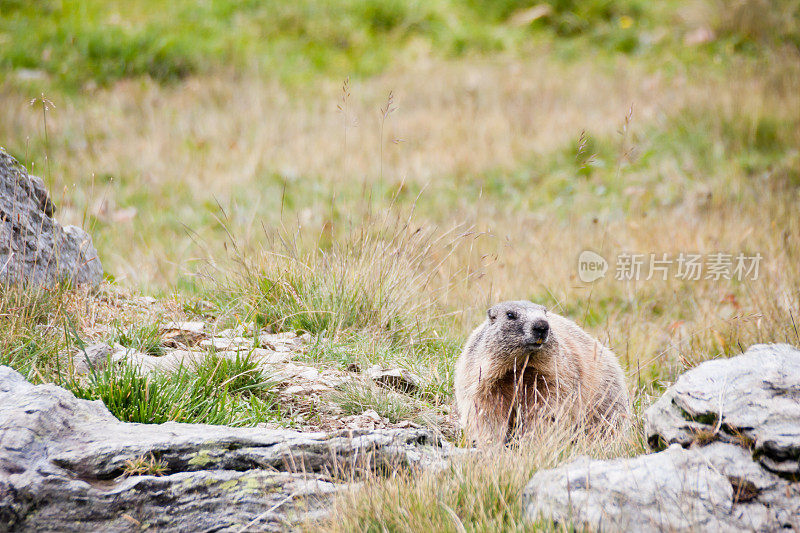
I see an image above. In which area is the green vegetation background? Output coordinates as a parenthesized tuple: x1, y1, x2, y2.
(3, 0, 797, 90)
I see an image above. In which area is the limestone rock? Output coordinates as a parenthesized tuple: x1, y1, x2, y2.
(0, 365, 453, 531)
(202, 330, 306, 353)
(273, 363, 321, 382)
(524, 444, 740, 531)
(522, 344, 800, 531)
(200, 336, 258, 351)
(0, 149, 102, 287)
(645, 343, 800, 478)
(112, 347, 292, 374)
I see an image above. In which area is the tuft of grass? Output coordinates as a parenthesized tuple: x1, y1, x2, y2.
(333, 381, 418, 424)
(315, 414, 643, 532)
(304, 331, 460, 408)
(191, 350, 271, 395)
(113, 322, 165, 356)
(122, 452, 167, 477)
(218, 207, 472, 346)
(0, 283, 75, 379)
(67, 352, 281, 426)
(691, 427, 718, 446)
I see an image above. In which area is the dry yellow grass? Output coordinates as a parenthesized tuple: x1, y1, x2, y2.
(313, 408, 641, 532)
(3, 50, 796, 289)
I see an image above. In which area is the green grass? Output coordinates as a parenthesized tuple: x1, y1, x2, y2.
(67, 351, 282, 426)
(0, 0, 504, 89)
(113, 322, 166, 356)
(333, 381, 419, 424)
(0, 285, 282, 427)
(438, 101, 799, 218)
(0, 283, 74, 378)
(319, 415, 644, 532)
(216, 205, 469, 343)
(5, 0, 793, 91)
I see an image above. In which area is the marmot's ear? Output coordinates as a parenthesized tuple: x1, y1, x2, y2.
(487, 307, 497, 322)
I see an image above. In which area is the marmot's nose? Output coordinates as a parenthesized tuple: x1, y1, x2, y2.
(531, 320, 549, 339)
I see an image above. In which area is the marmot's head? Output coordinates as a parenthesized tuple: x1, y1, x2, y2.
(482, 300, 553, 367)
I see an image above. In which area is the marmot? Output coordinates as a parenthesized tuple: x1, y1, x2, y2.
(454, 301, 629, 444)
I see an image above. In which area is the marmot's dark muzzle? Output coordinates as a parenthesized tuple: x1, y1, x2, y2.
(527, 319, 550, 346)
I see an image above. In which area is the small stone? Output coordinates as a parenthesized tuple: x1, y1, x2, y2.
(200, 336, 255, 351)
(341, 409, 385, 430)
(366, 365, 422, 393)
(217, 348, 291, 364)
(215, 323, 253, 338)
(256, 332, 305, 351)
(320, 375, 348, 388)
(160, 321, 206, 347)
(361, 409, 382, 423)
(273, 364, 321, 382)
(160, 321, 205, 334)
(71, 343, 113, 374)
(282, 383, 331, 395)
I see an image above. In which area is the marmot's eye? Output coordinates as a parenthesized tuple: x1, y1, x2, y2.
(506, 311, 517, 320)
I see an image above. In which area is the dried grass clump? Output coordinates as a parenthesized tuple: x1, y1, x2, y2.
(315, 406, 642, 532)
(220, 207, 478, 345)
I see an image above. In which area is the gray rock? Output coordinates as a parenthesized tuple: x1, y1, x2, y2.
(71, 342, 114, 374)
(523, 442, 799, 532)
(645, 343, 800, 477)
(272, 363, 321, 382)
(0, 365, 452, 531)
(523, 444, 740, 531)
(201, 336, 258, 351)
(0, 149, 103, 287)
(112, 347, 292, 374)
(522, 344, 800, 531)
(697, 441, 800, 527)
(202, 331, 306, 353)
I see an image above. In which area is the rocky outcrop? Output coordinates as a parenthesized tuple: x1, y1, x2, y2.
(522, 343, 800, 532)
(69, 328, 347, 393)
(0, 365, 452, 531)
(644, 343, 800, 478)
(0, 149, 102, 287)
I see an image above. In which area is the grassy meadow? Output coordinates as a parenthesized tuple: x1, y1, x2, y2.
(1, 0, 799, 530)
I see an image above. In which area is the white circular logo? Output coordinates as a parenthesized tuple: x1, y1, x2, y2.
(578, 250, 608, 283)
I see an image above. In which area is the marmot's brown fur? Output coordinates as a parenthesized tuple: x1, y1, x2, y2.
(454, 301, 629, 444)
